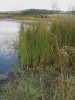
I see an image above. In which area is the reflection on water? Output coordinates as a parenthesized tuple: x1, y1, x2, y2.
(0, 19, 20, 77)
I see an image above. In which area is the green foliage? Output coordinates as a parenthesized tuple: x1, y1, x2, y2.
(2, 70, 75, 100)
(19, 18, 75, 70)
(21, 9, 60, 15)
(2, 75, 41, 100)
(50, 18, 75, 71)
(19, 22, 58, 68)
(1, 15, 75, 100)
(52, 75, 75, 100)
(51, 19, 75, 47)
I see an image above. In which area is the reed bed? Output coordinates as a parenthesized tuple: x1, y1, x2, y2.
(51, 18, 75, 47)
(2, 16, 75, 100)
(19, 22, 58, 69)
(19, 18, 75, 71)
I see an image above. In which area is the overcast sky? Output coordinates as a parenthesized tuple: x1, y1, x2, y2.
(0, 0, 75, 11)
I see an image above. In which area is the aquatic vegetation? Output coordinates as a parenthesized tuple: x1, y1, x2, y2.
(51, 18, 75, 47)
(1, 15, 75, 100)
(18, 22, 59, 69)
(18, 18, 75, 72)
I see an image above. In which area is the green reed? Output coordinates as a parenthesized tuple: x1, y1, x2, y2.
(51, 18, 75, 47)
(2, 16, 75, 100)
(19, 22, 58, 69)
(19, 17, 75, 70)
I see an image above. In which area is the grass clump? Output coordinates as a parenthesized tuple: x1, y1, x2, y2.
(2, 70, 75, 100)
(19, 21, 75, 71)
(50, 75, 75, 100)
(51, 19, 75, 47)
(19, 22, 58, 69)
(50, 18, 75, 72)
(19, 18, 75, 73)
(2, 70, 41, 100)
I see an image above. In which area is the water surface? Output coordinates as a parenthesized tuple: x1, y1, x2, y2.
(0, 19, 20, 77)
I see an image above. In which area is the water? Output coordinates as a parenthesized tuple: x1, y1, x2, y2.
(0, 19, 20, 78)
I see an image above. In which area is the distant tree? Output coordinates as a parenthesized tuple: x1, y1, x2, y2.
(51, 0, 60, 11)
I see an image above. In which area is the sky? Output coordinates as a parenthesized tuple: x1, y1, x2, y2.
(0, 0, 75, 11)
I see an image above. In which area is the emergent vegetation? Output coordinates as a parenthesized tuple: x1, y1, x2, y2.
(2, 15, 75, 100)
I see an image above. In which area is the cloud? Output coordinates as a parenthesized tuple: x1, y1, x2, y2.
(0, 0, 75, 11)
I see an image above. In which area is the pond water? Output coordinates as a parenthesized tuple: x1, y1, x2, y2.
(0, 19, 20, 78)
